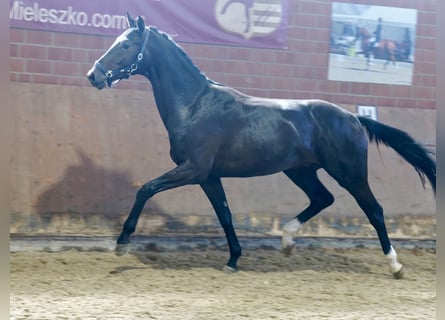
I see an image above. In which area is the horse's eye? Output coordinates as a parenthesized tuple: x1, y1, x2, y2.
(122, 42, 130, 50)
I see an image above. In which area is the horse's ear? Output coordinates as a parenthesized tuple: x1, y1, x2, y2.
(136, 16, 145, 33)
(127, 12, 136, 28)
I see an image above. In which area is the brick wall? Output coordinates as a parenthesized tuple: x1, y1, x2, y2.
(10, 0, 436, 109)
(9, 0, 436, 236)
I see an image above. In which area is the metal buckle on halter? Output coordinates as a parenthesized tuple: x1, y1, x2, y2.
(106, 70, 113, 78)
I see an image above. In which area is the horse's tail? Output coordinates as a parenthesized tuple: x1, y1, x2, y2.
(357, 115, 436, 194)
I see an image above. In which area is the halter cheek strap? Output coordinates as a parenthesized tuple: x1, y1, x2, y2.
(94, 28, 150, 87)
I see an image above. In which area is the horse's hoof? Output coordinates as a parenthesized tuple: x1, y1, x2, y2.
(281, 245, 296, 257)
(222, 265, 238, 273)
(115, 243, 130, 256)
(392, 266, 404, 279)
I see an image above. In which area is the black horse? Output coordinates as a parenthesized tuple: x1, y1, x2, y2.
(87, 14, 435, 278)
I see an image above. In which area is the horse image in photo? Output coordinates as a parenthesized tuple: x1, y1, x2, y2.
(355, 26, 400, 70)
(87, 14, 435, 278)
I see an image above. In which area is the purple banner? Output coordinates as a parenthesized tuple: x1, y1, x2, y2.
(10, 0, 288, 49)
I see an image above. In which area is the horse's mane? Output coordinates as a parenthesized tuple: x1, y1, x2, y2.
(148, 26, 221, 85)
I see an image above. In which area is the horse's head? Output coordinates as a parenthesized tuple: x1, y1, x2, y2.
(87, 13, 149, 89)
(357, 27, 370, 39)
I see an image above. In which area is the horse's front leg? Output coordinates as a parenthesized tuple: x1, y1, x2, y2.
(200, 177, 242, 272)
(116, 161, 202, 255)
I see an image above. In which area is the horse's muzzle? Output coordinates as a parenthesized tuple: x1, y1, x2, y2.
(86, 68, 107, 90)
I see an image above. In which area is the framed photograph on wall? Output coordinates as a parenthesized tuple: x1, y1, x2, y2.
(328, 3, 417, 85)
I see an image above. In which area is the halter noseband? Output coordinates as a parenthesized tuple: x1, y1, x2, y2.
(94, 28, 150, 87)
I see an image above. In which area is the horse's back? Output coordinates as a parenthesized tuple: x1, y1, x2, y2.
(204, 88, 367, 177)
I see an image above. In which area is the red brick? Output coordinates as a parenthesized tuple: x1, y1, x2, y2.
(416, 99, 436, 109)
(299, 1, 329, 15)
(309, 67, 325, 80)
(214, 46, 231, 60)
(78, 36, 110, 51)
(288, 27, 309, 40)
(317, 80, 340, 93)
(295, 79, 318, 92)
(87, 50, 103, 64)
(416, 24, 436, 38)
(415, 49, 436, 62)
(388, 0, 417, 9)
(372, 85, 393, 97)
(53, 61, 81, 77)
(415, 62, 435, 75)
(57, 76, 86, 87)
(225, 74, 248, 88)
(272, 77, 295, 91)
(10, 58, 25, 72)
(377, 97, 398, 108)
(415, 38, 436, 51)
(71, 49, 89, 63)
(249, 50, 276, 64)
(392, 86, 412, 98)
(251, 76, 272, 90)
(10, 73, 18, 82)
(338, 81, 351, 94)
(53, 32, 81, 48)
(268, 64, 292, 78)
(26, 59, 52, 74)
(308, 28, 329, 42)
(296, 15, 322, 28)
(47, 47, 73, 61)
(21, 44, 47, 59)
(10, 29, 25, 42)
(353, 95, 377, 107)
(417, 0, 436, 11)
(194, 45, 220, 59)
(308, 53, 327, 68)
(17, 73, 32, 82)
(316, 92, 334, 102)
(420, 75, 436, 87)
(228, 48, 251, 61)
(194, 59, 212, 73)
(226, 60, 250, 74)
(350, 83, 371, 96)
(32, 74, 59, 85)
(25, 30, 53, 45)
(417, 12, 436, 25)
(247, 62, 270, 76)
(333, 93, 353, 105)
(211, 60, 234, 73)
(413, 87, 435, 100)
(397, 98, 417, 108)
(274, 51, 295, 65)
(10, 44, 20, 57)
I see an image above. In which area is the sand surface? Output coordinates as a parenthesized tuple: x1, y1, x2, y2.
(11, 246, 435, 319)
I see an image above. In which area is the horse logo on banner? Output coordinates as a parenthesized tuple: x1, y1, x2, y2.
(215, 0, 283, 39)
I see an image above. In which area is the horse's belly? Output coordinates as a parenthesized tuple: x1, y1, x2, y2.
(212, 144, 311, 178)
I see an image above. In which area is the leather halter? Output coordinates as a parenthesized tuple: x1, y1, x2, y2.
(94, 28, 150, 87)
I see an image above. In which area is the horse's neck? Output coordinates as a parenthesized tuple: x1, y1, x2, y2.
(142, 36, 209, 131)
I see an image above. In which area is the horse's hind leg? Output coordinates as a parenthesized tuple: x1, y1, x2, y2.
(326, 168, 403, 278)
(281, 166, 334, 255)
